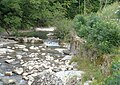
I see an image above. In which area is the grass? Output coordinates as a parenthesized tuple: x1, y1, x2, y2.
(70, 56, 106, 85)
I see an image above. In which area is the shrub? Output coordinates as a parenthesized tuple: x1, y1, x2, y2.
(74, 14, 120, 54)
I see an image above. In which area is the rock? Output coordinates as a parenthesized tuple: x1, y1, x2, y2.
(7, 49, 15, 53)
(23, 48, 29, 52)
(5, 59, 15, 64)
(55, 48, 67, 54)
(55, 71, 84, 84)
(14, 44, 26, 49)
(44, 39, 59, 47)
(0, 48, 14, 54)
(45, 54, 54, 61)
(23, 76, 29, 80)
(41, 48, 46, 51)
(22, 73, 29, 76)
(29, 46, 39, 50)
(7, 46, 11, 49)
(0, 44, 3, 47)
(0, 73, 4, 77)
(6, 56, 12, 59)
(2, 78, 16, 85)
(63, 50, 71, 55)
(62, 55, 72, 61)
(32, 71, 64, 85)
(16, 55, 23, 59)
(19, 79, 27, 85)
(5, 71, 13, 76)
(84, 80, 92, 85)
(11, 60, 20, 65)
(13, 67, 23, 75)
(19, 37, 43, 44)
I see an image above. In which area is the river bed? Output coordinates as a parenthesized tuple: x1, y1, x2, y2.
(0, 30, 84, 85)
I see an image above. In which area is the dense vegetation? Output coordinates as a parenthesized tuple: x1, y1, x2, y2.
(0, 0, 119, 34)
(73, 2, 120, 85)
(0, 0, 120, 85)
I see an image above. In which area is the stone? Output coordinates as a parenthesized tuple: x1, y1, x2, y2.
(2, 78, 16, 85)
(5, 71, 13, 76)
(0, 48, 14, 54)
(23, 76, 29, 80)
(19, 79, 27, 85)
(6, 56, 12, 59)
(55, 71, 84, 84)
(55, 48, 67, 54)
(0, 73, 4, 77)
(41, 53, 46, 56)
(62, 55, 72, 61)
(7, 46, 11, 49)
(29, 46, 39, 50)
(84, 80, 92, 85)
(16, 55, 23, 59)
(23, 48, 29, 52)
(5, 59, 15, 64)
(14, 44, 26, 49)
(13, 67, 23, 75)
(63, 50, 71, 55)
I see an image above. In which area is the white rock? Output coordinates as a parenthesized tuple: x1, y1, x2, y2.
(84, 80, 92, 85)
(6, 56, 12, 59)
(13, 67, 23, 75)
(14, 44, 26, 49)
(16, 55, 23, 59)
(62, 55, 72, 60)
(31, 73, 38, 77)
(41, 53, 46, 56)
(39, 46, 43, 48)
(55, 71, 84, 84)
(23, 48, 29, 52)
(54, 48, 67, 53)
(0, 44, 3, 47)
(0, 48, 14, 54)
(23, 76, 29, 80)
(54, 59, 59, 63)
(28, 80, 33, 85)
(7, 46, 11, 49)
(28, 66, 34, 70)
(29, 46, 39, 50)
(41, 48, 46, 51)
(23, 73, 29, 76)
(5, 59, 15, 64)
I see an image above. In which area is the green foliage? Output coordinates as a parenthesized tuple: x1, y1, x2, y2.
(0, 0, 66, 33)
(102, 56, 120, 85)
(53, 19, 73, 41)
(98, 2, 120, 20)
(70, 56, 105, 84)
(74, 14, 120, 54)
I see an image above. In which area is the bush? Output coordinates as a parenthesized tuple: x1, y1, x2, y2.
(53, 19, 73, 41)
(102, 55, 120, 85)
(74, 14, 120, 54)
